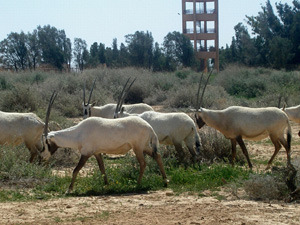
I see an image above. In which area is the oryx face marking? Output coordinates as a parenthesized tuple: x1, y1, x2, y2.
(82, 103, 91, 119)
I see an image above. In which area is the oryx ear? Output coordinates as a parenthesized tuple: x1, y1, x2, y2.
(91, 101, 96, 107)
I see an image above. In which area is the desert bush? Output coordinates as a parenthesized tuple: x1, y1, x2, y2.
(1, 66, 300, 116)
(244, 172, 288, 200)
(201, 85, 234, 109)
(198, 126, 245, 165)
(0, 146, 52, 182)
(175, 69, 191, 79)
(215, 66, 300, 107)
(168, 87, 194, 108)
(243, 159, 300, 201)
(49, 148, 80, 168)
(216, 67, 266, 99)
(1, 85, 41, 112)
(124, 85, 146, 103)
(54, 93, 82, 117)
(144, 88, 168, 105)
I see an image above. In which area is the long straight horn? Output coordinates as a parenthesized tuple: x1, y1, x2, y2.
(83, 81, 86, 105)
(87, 77, 97, 105)
(199, 69, 213, 108)
(115, 77, 131, 115)
(119, 77, 136, 111)
(44, 91, 58, 136)
(195, 72, 204, 111)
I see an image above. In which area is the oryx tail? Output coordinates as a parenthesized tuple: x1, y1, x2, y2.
(287, 122, 292, 151)
(150, 130, 159, 157)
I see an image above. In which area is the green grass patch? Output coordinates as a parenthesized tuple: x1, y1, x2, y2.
(168, 163, 250, 193)
(0, 146, 254, 202)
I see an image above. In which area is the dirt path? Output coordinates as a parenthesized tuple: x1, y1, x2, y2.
(1, 189, 300, 224)
(1, 122, 300, 224)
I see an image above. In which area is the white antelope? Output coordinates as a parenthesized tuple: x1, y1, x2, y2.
(82, 78, 154, 119)
(114, 81, 201, 162)
(0, 111, 45, 163)
(115, 109, 201, 162)
(194, 71, 292, 169)
(41, 92, 168, 193)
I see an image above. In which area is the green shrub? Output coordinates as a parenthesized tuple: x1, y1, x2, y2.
(125, 85, 146, 103)
(169, 163, 250, 193)
(0, 146, 52, 182)
(175, 70, 189, 79)
(168, 88, 194, 108)
(1, 85, 40, 112)
(0, 77, 12, 90)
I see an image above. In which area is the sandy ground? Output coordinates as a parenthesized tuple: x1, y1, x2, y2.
(1, 122, 300, 224)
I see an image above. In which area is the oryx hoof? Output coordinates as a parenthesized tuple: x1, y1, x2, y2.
(164, 179, 169, 187)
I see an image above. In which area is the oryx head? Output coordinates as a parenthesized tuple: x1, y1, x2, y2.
(82, 78, 97, 119)
(194, 70, 213, 129)
(194, 108, 206, 129)
(114, 77, 136, 119)
(41, 91, 58, 161)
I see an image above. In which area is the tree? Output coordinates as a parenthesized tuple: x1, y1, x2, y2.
(223, 0, 300, 69)
(233, 23, 258, 66)
(104, 47, 113, 67)
(37, 25, 66, 70)
(89, 42, 99, 67)
(0, 32, 28, 71)
(112, 38, 119, 63)
(26, 30, 41, 70)
(98, 43, 106, 65)
(276, 1, 300, 67)
(152, 42, 165, 72)
(125, 31, 154, 69)
(73, 38, 89, 72)
(163, 31, 194, 69)
(118, 43, 129, 67)
(63, 37, 72, 72)
(245, 0, 299, 68)
(269, 36, 293, 69)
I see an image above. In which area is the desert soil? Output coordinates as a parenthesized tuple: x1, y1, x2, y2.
(1, 122, 300, 224)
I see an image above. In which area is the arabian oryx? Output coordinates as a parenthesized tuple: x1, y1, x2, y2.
(82, 77, 153, 119)
(114, 80, 201, 163)
(0, 111, 45, 163)
(194, 71, 292, 169)
(41, 92, 168, 193)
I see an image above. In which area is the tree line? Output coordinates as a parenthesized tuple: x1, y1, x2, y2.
(220, 0, 300, 70)
(2, 1, 298, 72)
(0, 25, 195, 72)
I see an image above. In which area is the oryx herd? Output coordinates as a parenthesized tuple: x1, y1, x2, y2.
(0, 72, 299, 193)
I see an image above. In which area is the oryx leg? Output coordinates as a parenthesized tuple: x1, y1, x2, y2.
(133, 149, 146, 185)
(266, 135, 282, 170)
(230, 139, 237, 167)
(279, 135, 291, 166)
(35, 142, 44, 163)
(143, 147, 168, 185)
(236, 136, 253, 169)
(68, 155, 89, 193)
(184, 134, 197, 158)
(172, 140, 185, 163)
(94, 153, 108, 185)
(25, 142, 39, 163)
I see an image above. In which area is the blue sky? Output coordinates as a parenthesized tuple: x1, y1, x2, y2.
(0, 0, 295, 49)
